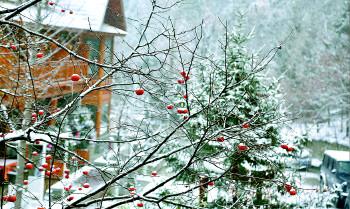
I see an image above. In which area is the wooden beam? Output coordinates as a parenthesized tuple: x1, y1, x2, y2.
(95, 36, 105, 137)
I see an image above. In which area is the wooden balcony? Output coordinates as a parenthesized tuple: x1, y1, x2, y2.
(0, 35, 113, 137)
(0, 45, 111, 107)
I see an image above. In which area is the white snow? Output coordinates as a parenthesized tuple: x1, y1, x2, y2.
(324, 150, 350, 161)
(282, 119, 350, 147)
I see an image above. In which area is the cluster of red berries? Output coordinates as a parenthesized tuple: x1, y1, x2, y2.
(2, 195, 17, 202)
(8, 42, 45, 59)
(179, 71, 190, 82)
(31, 110, 45, 122)
(215, 136, 249, 151)
(280, 144, 294, 152)
(284, 182, 297, 195)
(127, 187, 143, 206)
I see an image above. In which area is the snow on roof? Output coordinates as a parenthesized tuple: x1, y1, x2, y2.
(324, 150, 350, 161)
(2, 0, 127, 36)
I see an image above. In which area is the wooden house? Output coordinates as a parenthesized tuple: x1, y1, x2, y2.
(0, 0, 126, 137)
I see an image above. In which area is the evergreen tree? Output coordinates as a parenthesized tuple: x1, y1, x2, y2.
(166, 24, 290, 208)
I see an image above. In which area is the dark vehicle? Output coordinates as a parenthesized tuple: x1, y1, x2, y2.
(345, 189, 350, 209)
(320, 150, 350, 208)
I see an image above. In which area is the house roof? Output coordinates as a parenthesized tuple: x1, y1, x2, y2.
(325, 150, 350, 162)
(1, 0, 127, 36)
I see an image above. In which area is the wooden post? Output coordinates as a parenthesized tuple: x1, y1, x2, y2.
(95, 36, 105, 138)
(48, 98, 58, 126)
(107, 93, 112, 133)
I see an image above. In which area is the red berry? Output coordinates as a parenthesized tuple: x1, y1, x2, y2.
(242, 122, 250, 129)
(289, 188, 297, 195)
(177, 79, 185, 84)
(78, 187, 82, 191)
(32, 151, 39, 156)
(38, 110, 44, 115)
(83, 183, 90, 188)
(208, 181, 214, 186)
(36, 52, 44, 58)
(237, 143, 249, 151)
(10, 44, 17, 50)
(216, 136, 225, 142)
(177, 109, 183, 114)
(42, 163, 49, 169)
(82, 170, 89, 175)
(7, 195, 16, 202)
(183, 116, 188, 120)
(45, 171, 51, 176)
(64, 169, 70, 174)
(64, 174, 69, 179)
(184, 75, 190, 81)
(67, 196, 74, 201)
(166, 105, 174, 110)
(287, 147, 294, 152)
(2, 195, 8, 201)
(25, 163, 34, 170)
(280, 144, 289, 149)
(284, 182, 292, 192)
(54, 167, 61, 174)
(128, 187, 136, 191)
(35, 139, 40, 144)
(182, 109, 188, 114)
(48, 1, 55, 6)
(38, 166, 44, 172)
(151, 171, 157, 177)
(64, 186, 70, 191)
(71, 74, 80, 82)
(137, 202, 144, 207)
(45, 154, 52, 160)
(23, 180, 29, 185)
(180, 71, 187, 77)
(183, 94, 188, 99)
(135, 88, 144, 95)
(61, 9, 65, 12)
(32, 112, 37, 118)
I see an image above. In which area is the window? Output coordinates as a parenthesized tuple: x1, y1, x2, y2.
(337, 162, 350, 174)
(85, 36, 114, 75)
(323, 156, 329, 168)
(104, 37, 114, 64)
(328, 158, 334, 170)
(85, 37, 100, 75)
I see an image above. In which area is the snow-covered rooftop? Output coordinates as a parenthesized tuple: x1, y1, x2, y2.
(324, 150, 350, 161)
(1, 0, 127, 36)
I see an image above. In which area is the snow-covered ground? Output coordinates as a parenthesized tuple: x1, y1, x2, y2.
(282, 119, 350, 147)
(280, 170, 339, 209)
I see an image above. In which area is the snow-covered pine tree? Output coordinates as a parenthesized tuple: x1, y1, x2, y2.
(166, 24, 290, 208)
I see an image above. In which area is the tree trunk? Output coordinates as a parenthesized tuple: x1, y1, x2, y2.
(199, 175, 208, 206)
